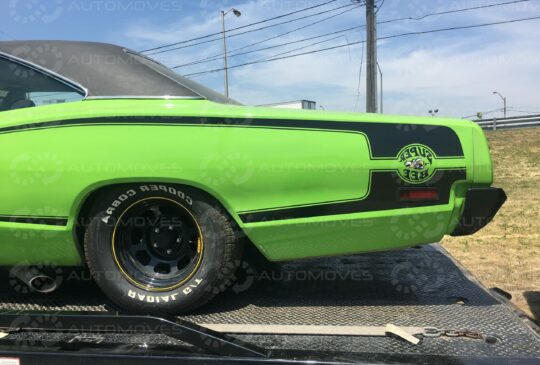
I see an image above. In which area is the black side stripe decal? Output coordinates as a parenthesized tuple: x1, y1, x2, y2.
(0, 117, 465, 224)
(0, 116, 464, 158)
(239, 169, 467, 223)
(0, 215, 68, 226)
(0, 170, 465, 226)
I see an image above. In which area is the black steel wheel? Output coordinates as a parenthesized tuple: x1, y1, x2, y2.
(112, 198, 203, 291)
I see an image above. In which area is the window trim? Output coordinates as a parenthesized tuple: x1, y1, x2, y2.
(0, 51, 89, 99)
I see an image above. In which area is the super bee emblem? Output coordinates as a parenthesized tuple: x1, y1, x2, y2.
(397, 144, 436, 184)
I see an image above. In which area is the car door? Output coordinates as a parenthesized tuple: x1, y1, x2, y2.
(0, 53, 85, 266)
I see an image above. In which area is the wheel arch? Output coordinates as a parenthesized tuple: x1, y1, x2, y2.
(71, 179, 246, 255)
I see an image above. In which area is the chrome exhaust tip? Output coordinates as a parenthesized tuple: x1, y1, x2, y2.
(27, 274, 58, 294)
(12, 266, 58, 294)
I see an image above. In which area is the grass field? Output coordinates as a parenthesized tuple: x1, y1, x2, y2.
(443, 127, 540, 320)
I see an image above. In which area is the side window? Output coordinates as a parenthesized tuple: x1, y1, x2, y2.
(0, 56, 84, 112)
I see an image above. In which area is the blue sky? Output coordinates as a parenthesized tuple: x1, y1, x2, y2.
(1, 0, 539, 118)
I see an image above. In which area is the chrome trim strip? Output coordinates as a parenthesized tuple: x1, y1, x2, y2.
(0, 51, 89, 98)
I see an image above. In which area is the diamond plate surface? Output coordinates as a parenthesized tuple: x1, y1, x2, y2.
(0, 245, 539, 358)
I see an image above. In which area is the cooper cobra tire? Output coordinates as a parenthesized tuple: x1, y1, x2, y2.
(84, 184, 243, 314)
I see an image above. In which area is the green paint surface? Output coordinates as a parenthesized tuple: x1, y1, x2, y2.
(0, 99, 492, 264)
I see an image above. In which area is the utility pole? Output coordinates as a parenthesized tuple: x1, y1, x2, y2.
(366, 0, 378, 113)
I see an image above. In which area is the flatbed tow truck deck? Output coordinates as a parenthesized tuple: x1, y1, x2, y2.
(0, 244, 538, 364)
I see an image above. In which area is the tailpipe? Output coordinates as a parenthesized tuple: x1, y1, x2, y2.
(11, 266, 59, 294)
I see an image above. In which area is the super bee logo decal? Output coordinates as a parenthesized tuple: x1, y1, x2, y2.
(397, 144, 436, 184)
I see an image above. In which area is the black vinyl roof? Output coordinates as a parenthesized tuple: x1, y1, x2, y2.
(0, 40, 238, 104)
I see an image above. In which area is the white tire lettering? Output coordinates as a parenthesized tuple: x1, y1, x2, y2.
(104, 185, 193, 219)
(182, 278, 203, 296)
(118, 194, 128, 202)
(126, 290, 180, 303)
(136, 185, 192, 205)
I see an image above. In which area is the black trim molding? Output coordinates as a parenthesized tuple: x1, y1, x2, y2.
(0, 215, 68, 226)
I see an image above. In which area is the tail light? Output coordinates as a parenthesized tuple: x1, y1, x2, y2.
(399, 188, 439, 201)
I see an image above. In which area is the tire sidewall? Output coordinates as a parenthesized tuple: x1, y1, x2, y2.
(85, 184, 231, 313)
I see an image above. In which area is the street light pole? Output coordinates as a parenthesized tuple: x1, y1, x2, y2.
(492, 91, 507, 118)
(221, 11, 228, 97)
(221, 8, 241, 97)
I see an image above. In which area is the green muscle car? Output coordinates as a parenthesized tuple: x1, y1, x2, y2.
(0, 41, 506, 313)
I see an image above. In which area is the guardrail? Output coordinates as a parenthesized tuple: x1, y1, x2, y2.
(473, 114, 540, 130)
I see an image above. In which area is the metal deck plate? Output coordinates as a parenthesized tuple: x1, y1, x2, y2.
(1, 244, 539, 360)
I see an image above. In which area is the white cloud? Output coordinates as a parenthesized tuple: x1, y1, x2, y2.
(122, 0, 540, 118)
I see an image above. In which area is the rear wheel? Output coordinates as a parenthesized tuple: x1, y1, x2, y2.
(84, 184, 243, 313)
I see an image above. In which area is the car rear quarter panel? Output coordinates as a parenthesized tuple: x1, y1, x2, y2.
(0, 100, 477, 264)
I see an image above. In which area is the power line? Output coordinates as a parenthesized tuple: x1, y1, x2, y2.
(225, 4, 360, 52)
(462, 109, 504, 118)
(507, 108, 540, 114)
(173, 24, 362, 69)
(254, 34, 347, 62)
(378, 0, 530, 25)
(375, 0, 385, 14)
(140, 0, 340, 53)
(147, 3, 359, 55)
(184, 41, 358, 77)
(171, 0, 528, 69)
(354, 38, 365, 111)
(462, 108, 540, 118)
(172, 6, 360, 68)
(183, 15, 540, 77)
(145, 2, 360, 55)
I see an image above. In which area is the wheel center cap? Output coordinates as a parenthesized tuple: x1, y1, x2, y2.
(150, 225, 183, 258)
